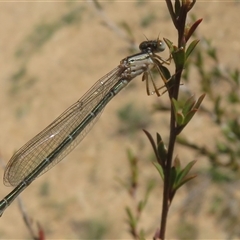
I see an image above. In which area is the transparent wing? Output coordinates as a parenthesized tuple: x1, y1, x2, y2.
(4, 66, 124, 186)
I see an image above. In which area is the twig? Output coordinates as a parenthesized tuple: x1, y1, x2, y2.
(0, 152, 43, 240)
(87, 0, 138, 51)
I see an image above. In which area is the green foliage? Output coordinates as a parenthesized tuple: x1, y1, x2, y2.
(118, 1, 204, 239)
(9, 66, 37, 95)
(172, 94, 205, 133)
(176, 220, 198, 239)
(143, 130, 167, 166)
(117, 150, 156, 240)
(39, 181, 51, 197)
(9, 5, 85, 100)
(72, 219, 108, 239)
(177, 34, 240, 183)
(140, 13, 156, 28)
(117, 103, 150, 135)
(15, 6, 84, 59)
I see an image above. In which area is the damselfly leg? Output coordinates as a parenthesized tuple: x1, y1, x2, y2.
(139, 37, 172, 96)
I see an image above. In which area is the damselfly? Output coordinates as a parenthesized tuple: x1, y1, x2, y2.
(0, 38, 170, 216)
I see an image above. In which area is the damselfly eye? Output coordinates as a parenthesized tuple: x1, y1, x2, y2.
(157, 40, 165, 52)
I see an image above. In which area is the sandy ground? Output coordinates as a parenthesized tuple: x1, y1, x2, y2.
(0, 1, 240, 239)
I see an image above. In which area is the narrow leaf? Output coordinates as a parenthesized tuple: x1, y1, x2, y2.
(170, 166, 177, 190)
(194, 93, 206, 109)
(163, 38, 174, 52)
(119, 21, 134, 41)
(183, 94, 205, 126)
(174, 0, 181, 17)
(138, 200, 144, 212)
(182, 95, 196, 116)
(138, 180, 155, 213)
(172, 98, 180, 113)
(143, 129, 158, 161)
(176, 112, 184, 126)
(139, 231, 146, 240)
(127, 148, 134, 165)
(173, 155, 181, 172)
(165, 1, 177, 27)
(125, 207, 137, 228)
(157, 141, 167, 166)
(185, 18, 203, 42)
(156, 132, 162, 144)
(175, 175, 197, 191)
(176, 125, 185, 135)
(183, 109, 197, 125)
(172, 47, 185, 69)
(146, 179, 156, 196)
(92, 0, 102, 10)
(175, 160, 197, 187)
(152, 161, 164, 180)
(185, 39, 200, 61)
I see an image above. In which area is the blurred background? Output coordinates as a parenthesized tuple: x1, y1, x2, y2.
(0, 1, 240, 239)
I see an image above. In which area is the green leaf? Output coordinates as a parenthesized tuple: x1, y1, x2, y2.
(183, 94, 205, 126)
(172, 98, 180, 113)
(175, 160, 197, 189)
(143, 129, 158, 161)
(138, 179, 156, 213)
(172, 47, 185, 69)
(182, 95, 196, 116)
(170, 166, 177, 189)
(146, 179, 156, 196)
(139, 230, 146, 240)
(125, 207, 137, 229)
(156, 133, 167, 165)
(163, 38, 174, 52)
(185, 39, 200, 61)
(138, 200, 144, 212)
(173, 155, 181, 172)
(152, 161, 164, 180)
(156, 132, 162, 144)
(185, 18, 203, 42)
(183, 109, 197, 125)
(172, 98, 184, 126)
(175, 175, 197, 190)
(92, 0, 102, 10)
(216, 141, 229, 152)
(126, 149, 138, 187)
(176, 112, 184, 126)
(127, 148, 135, 165)
(182, 94, 205, 126)
(195, 93, 206, 109)
(119, 21, 134, 42)
(174, 0, 181, 17)
(230, 69, 240, 85)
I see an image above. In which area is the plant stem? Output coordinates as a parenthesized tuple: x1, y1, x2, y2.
(159, 104, 177, 239)
(158, 1, 189, 238)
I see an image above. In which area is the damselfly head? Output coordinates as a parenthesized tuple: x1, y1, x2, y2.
(139, 37, 165, 54)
